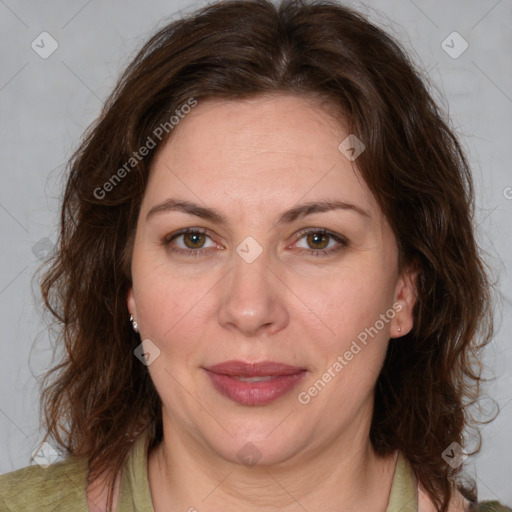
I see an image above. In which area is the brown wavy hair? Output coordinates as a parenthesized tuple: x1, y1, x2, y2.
(39, 0, 494, 510)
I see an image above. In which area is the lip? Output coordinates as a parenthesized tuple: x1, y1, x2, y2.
(204, 360, 307, 406)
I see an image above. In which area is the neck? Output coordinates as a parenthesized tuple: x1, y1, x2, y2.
(148, 411, 398, 512)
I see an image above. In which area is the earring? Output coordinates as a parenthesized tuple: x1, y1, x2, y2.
(396, 325, 401, 334)
(129, 314, 139, 333)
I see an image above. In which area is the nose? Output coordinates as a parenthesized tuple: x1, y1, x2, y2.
(217, 248, 289, 338)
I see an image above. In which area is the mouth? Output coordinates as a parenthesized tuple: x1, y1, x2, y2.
(203, 360, 307, 406)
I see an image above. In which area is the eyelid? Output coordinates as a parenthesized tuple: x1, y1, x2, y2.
(289, 227, 349, 256)
(163, 227, 222, 248)
(293, 227, 348, 245)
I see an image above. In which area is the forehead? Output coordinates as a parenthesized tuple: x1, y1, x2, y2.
(143, 94, 380, 222)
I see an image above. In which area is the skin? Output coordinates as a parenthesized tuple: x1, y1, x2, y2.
(122, 94, 420, 512)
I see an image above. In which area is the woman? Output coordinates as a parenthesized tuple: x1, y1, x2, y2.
(0, 0, 509, 511)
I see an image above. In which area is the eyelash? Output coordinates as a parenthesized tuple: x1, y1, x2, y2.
(162, 227, 348, 258)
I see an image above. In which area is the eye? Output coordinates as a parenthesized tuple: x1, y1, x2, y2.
(293, 228, 348, 256)
(162, 228, 220, 256)
(162, 227, 348, 258)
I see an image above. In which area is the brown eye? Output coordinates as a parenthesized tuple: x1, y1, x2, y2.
(183, 232, 206, 249)
(294, 228, 348, 257)
(306, 232, 329, 250)
(162, 228, 218, 256)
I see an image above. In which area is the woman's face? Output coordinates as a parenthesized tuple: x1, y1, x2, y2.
(127, 94, 416, 466)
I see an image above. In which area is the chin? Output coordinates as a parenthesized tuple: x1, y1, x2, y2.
(199, 415, 313, 469)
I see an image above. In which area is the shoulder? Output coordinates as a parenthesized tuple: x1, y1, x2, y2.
(418, 486, 469, 512)
(418, 485, 512, 512)
(0, 456, 89, 511)
(471, 502, 512, 512)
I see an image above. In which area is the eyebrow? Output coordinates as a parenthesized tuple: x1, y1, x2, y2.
(146, 198, 371, 225)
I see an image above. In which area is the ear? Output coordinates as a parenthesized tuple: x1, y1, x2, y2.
(391, 264, 418, 338)
(127, 286, 137, 319)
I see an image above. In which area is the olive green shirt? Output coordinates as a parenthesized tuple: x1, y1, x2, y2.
(0, 432, 509, 511)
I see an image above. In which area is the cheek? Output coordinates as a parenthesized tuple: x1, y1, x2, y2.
(132, 261, 211, 351)
(297, 261, 396, 340)
(292, 261, 396, 403)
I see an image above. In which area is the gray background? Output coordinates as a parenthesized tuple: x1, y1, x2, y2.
(0, 0, 511, 505)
